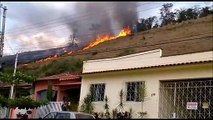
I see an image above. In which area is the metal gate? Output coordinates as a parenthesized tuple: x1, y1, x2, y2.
(159, 78, 213, 119)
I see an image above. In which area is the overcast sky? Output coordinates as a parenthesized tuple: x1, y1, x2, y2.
(1, 1, 212, 56)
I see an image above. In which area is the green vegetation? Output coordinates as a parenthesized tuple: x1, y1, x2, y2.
(104, 96, 110, 119)
(5, 57, 84, 78)
(2, 96, 48, 109)
(136, 3, 213, 32)
(80, 86, 94, 114)
(139, 82, 148, 118)
(47, 81, 53, 101)
(3, 4, 212, 79)
(0, 72, 48, 109)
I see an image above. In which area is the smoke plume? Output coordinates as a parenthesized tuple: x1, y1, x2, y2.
(67, 2, 138, 46)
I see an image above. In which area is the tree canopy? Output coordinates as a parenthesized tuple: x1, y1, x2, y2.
(0, 71, 48, 109)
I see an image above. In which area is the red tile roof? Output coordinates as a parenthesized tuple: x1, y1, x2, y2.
(54, 82, 81, 86)
(37, 73, 81, 81)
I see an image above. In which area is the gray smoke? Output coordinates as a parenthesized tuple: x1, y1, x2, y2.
(67, 2, 138, 46)
(4, 2, 139, 54)
(111, 2, 138, 28)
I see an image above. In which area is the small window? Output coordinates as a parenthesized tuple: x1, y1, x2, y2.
(90, 84, 105, 101)
(126, 81, 144, 102)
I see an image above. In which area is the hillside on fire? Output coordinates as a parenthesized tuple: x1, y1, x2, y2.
(4, 15, 213, 77)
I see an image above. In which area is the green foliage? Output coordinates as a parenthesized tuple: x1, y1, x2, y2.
(104, 96, 110, 119)
(0, 95, 48, 109)
(160, 3, 176, 26)
(42, 58, 83, 76)
(119, 89, 124, 108)
(0, 72, 46, 109)
(137, 16, 157, 32)
(138, 82, 148, 118)
(199, 7, 213, 18)
(0, 71, 36, 84)
(15, 71, 36, 83)
(80, 86, 94, 114)
(0, 94, 8, 107)
(0, 72, 13, 84)
(47, 81, 53, 101)
(112, 108, 117, 119)
(8, 97, 48, 109)
(176, 7, 200, 23)
(139, 82, 148, 102)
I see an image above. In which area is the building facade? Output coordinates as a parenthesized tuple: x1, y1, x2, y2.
(79, 49, 213, 118)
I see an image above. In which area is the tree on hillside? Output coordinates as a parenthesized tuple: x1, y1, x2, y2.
(176, 7, 199, 23)
(199, 6, 213, 18)
(153, 19, 159, 28)
(160, 3, 176, 26)
(0, 71, 48, 110)
(137, 16, 157, 32)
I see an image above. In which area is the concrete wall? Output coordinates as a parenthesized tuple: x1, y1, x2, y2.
(83, 49, 213, 73)
(80, 49, 213, 118)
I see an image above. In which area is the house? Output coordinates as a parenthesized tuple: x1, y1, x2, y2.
(34, 73, 81, 107)
(8, 73, 81, 119)
(79, 49, 213, 119)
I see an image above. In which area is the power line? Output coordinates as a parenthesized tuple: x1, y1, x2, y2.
(6, 2, 209, 36)
(6, 4, 163, 35)
(4, 3, 211, 55)
(4, 38, 15, 54)
(4, 31, 212, 52)
(5, 3, 150, 33)
(4, 34, 212, 61)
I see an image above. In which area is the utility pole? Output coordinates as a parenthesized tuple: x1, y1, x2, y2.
(0, 3, 7, 57)
(10, 52, 18, 99)
(8, 52, 18, 118)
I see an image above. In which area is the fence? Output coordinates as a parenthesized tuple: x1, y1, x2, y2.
(32, 101, 63, 118)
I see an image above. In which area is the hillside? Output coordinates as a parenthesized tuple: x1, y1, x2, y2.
(0, 44, 80, 66)
(4, 15, 213, 77)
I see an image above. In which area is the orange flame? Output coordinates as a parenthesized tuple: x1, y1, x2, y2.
(67, 51, 73, 55)
(36, 54, 60, 63)
(83, 26, 131, 50)
(33, 27, 131, 64)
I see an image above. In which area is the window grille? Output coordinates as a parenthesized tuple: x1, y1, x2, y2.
(126, 81, 143, 102)
(91, 84, 105, 101)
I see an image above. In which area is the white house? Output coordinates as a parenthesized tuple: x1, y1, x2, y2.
(79, 49, 213, 119)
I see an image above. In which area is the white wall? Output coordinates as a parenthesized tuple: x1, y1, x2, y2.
(79, 63, 213, 118)
(83, 50, 213, 74)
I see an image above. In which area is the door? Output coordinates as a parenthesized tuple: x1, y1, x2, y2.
(159, 78, 213, 119)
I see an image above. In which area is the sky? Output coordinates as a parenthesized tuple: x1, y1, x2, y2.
(0, 1, 212, 56)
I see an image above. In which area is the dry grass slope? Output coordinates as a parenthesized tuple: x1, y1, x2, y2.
(12, 15, 213, 77)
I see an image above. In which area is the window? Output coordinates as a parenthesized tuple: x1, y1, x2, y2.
(38, 90, 57, 101)
(90, 84, 105, 101)
(126, 81, 144, 102)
